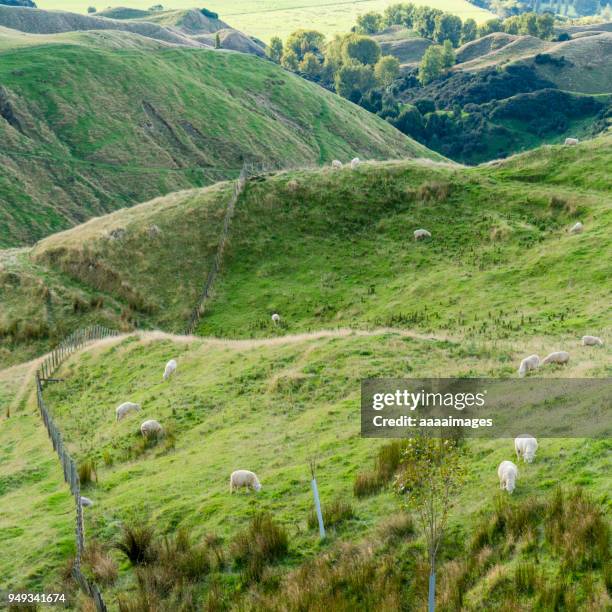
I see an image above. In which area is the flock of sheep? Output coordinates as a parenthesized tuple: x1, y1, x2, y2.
(81, 147, 599, 516)
(518, 335, 603, 377)
(113, 358, 264, 496)
(497, 434, 539, 493)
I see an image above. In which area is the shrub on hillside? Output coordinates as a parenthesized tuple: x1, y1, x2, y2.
(115, 524, 157, 566)
(83, 541, 118, 585)
(78, 459, 97, 486)
(307, 499, 354, 530)
(231, 513, 288, 581)
(200, 7, 218, 19)
(353, 470, 382, 497)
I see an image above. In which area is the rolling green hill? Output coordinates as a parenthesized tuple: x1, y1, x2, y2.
(454, 31, 612, 95)
(1, 135, 610, 362)
(0, 32, 435, 249)
(1, 320, 609, 606)
(0, 136, 610, 608)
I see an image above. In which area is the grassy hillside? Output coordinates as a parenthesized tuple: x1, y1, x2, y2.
(1, 327, 609, 607)
(37, 0, 493, 42)
(1, 135, 610, 368)
(0, 34, 434, 249)
(0, 137, 610, 608)
(454, 31, 612, 95)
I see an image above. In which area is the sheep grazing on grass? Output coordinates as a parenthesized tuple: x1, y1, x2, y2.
(230, 469, 262, 493)
(331, 160, 343, 169)
(116, 402, 141, 421)
(541, 351, 570, 366)
(564, 137, 579, 146)
(163, 359, 177, 381)
(518, 355, 539, 378)
(350, 157, 360, 169)
(414, 229, 431, 241)
(271, 313, 281, 324)
(582, 335, 603, 347)
(140, 419, 163, 438)
(569, 221, 583, 234)
(80, 496, 94, 507)
(498, 460, 518, 493)
(515, 435, 538, 463)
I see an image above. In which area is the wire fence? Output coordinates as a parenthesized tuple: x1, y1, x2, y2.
(28, 158, 318, 607)
(35, 325, 118, 612)
(185, 161, 279, 334)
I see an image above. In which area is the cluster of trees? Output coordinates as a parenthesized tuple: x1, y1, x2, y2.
(267, 30, 400, 102)
(355, 3, 480, 47)
(478, 11, 556, 37)
(469, 0, 608, 18)
(353, 3, 557, 46)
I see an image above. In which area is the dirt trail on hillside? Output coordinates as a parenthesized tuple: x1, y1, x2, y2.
(88, 327, 456, 351)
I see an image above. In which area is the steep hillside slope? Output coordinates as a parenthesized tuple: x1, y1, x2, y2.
(0, 35, 435, 248)
(0, 137, 610, 608)
(2, 136, 610, 367)
(0, 4, 203, 45)
(454, 30, 612, 94)
(1, 326, 609, 606)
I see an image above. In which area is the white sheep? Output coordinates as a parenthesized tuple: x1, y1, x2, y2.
(541, 351, 570, 366)
(140, 419, 163, 437)
(564, 137, 579, 146)
(498, 460, 518, 493)
(271, 313, 281, 324)
(514, 435, 538, 463)
(350, 157, 360, 169)
(331, 160, 343, 169)
(80, 496, 94, 507)
(163, 359, 177, 381)
(518, 355, 539, 378)
(414, 229, 431, 241)
(116, 402, 141, 421)
(230, 469, 262, 493)
(569, 221, 583, 234)
(582, 335, 603, 347)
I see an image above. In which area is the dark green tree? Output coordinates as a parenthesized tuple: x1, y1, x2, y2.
(433, 13, 462, 47)
(267, 36, 284, 63)
(356, 11, 383, 34)
(460, 18, 478, 44)
(341, 33, 381, 65)
(418, 44, 444, 85)
(374, 55, 400, 86)
(334, 62, 376, 99)
(441, 39, 456, 68)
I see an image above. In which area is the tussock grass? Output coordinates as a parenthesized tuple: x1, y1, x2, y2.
(77, 458, 97, 486)
(83, 541, 118, 585)
(231, 513, 289, 582)
(115, 524, 157, 566)
(307, 499, 354, 530)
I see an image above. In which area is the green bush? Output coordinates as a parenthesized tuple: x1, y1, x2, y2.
(231, 513, 289, 581)
(307, 499, 354, 530)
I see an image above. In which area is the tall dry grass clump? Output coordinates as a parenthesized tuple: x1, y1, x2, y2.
(248, 543, 403, 611)
(307, 499, 354, 530)
(83, 541, 118, 585)
(354, 439, 410, 498)
(231, 513, 289, 581)
(115, 524, 157, 566)
(78, 458, 98, 486)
